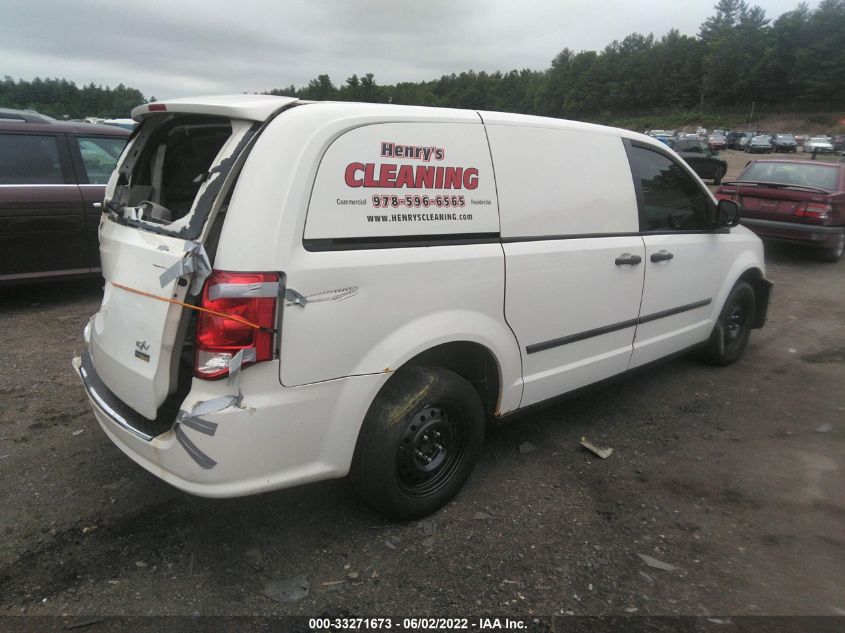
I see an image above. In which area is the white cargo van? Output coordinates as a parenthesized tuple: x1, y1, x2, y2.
(75, 95, 771, 519)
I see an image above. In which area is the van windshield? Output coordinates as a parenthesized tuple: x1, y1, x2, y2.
(105, 114, 256, 240)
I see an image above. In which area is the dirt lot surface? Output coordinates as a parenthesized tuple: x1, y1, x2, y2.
(1, 166, 844, 619)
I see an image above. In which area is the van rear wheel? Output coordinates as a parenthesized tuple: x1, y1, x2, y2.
(350, 366, 484, 520)
(700, 281, 755, 366)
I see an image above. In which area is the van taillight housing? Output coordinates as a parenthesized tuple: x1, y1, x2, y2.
(195, 271, 279, 380)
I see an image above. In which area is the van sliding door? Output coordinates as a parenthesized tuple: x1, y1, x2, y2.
(484, 120, 644, 406)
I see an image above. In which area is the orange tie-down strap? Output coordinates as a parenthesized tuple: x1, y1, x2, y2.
(110, 281, 262, 330)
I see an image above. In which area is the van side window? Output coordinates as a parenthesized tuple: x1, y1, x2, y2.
(0, 133, 63, 184)
(630, 146, 709, 231)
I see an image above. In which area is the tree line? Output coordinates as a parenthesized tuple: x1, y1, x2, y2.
(270, 0, 845, 120)
(0, 76, 145, 119)
(2, 0, 843, 122)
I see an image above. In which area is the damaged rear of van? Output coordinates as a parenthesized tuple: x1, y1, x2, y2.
(76, 95, 770, 519)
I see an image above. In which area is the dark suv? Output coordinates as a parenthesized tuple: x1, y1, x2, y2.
(0, 110, 129, 284)
(726, 131, 748, 149)
(667, 138, 728, 184)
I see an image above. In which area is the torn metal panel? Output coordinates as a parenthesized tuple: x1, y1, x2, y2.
(186, 394, 240, 417)
(209, 281, 279, 301)
(158, 241, 211, 294)
(284, 286, 358, 308)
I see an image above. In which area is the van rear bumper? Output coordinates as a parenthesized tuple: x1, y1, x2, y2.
(74, 353, 390, 498)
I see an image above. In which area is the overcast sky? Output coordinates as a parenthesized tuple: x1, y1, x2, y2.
(1, 0, 818, 100)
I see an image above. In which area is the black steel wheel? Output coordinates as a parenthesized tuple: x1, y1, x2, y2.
(700, 281, 755, 366)
(350, 366, 485, 519)
(396, 405, 466, 496)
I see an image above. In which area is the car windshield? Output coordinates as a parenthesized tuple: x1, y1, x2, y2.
(751, 136, 770, 143)
(776, 135, 795, 141)
(810, 137, 829, 143)
(739, 162, 839, 191)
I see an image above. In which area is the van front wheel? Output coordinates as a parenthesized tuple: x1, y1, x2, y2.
(350, 366, 485, 520)
(700, 281, 755, 366)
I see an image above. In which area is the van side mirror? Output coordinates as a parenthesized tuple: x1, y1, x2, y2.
(716, 199, 741, 228)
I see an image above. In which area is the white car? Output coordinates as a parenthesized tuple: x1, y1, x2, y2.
(75, 95, 772, 519)
(804, 136, 834, 154)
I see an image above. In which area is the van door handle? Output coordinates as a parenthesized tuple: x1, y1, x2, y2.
(614, 254, 642, 266)
(650, 250, 674, 262)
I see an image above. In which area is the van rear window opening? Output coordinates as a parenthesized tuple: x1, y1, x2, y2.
(107, 115, 240, 238)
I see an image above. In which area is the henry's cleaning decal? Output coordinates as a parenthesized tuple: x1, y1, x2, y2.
(304, 122, 499, 239)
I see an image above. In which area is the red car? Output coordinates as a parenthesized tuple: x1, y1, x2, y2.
(715, 160, 845, 262)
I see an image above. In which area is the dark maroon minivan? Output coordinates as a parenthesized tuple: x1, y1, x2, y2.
(0, 111, 130, 284)
(716, 159, 845, 262)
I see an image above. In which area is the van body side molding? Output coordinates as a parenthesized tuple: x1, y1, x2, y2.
(526, 298, 712, 354)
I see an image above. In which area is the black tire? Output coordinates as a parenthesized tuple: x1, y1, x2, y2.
(713, 166, 725, 185)
(818, 232, 844, 263)
(350, 366, 485, 520)
(700, 281, 755, 366)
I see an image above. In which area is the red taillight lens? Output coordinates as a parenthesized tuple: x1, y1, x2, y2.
(799, 201, 833, 223)
(195, 271, 278, 380)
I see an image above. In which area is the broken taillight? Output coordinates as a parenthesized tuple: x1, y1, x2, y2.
(195, 271, 278, 380)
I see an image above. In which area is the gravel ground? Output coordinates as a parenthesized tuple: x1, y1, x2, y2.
(1, 161, 843, 618)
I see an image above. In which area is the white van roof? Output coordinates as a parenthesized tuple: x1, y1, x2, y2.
(132, 94, 298, 122)
(131, 95, 667, 152)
